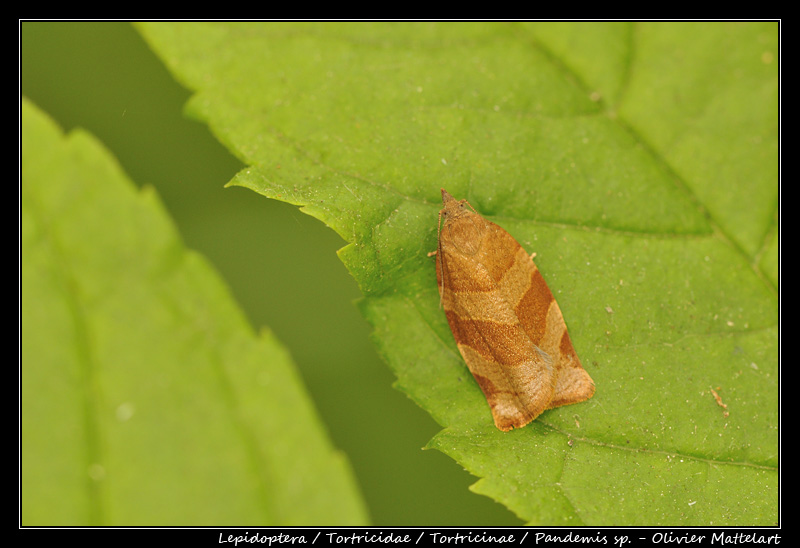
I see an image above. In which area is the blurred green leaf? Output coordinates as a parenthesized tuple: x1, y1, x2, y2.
(20, 97, 368, 526)
(136, 22, 778, 525)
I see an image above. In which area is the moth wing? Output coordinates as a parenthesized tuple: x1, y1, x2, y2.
(484, 223, 595, 410)
(438, 245, 556, 431)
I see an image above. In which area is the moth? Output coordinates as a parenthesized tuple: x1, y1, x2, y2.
(434, 189, 595, 431)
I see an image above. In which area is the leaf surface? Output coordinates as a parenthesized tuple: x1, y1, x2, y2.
(21, 97, 367, 525)
(136, 22, 779, 525)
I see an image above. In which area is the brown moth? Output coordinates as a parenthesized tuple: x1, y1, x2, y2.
(435, 189, 595, 431)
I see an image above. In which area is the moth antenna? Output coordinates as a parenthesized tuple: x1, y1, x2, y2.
(437, 208, 445, 308)
(463, 199, 478, 213)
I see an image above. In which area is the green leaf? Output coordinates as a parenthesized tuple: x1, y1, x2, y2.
(136, 22, 778, 525)
(20, 97, 368, 526)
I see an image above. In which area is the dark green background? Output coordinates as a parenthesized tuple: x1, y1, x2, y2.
(20, 21, 519, 525)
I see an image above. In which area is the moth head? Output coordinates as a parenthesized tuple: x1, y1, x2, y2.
(438, 188, 483, 255)
(440, 188, 471, 223)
